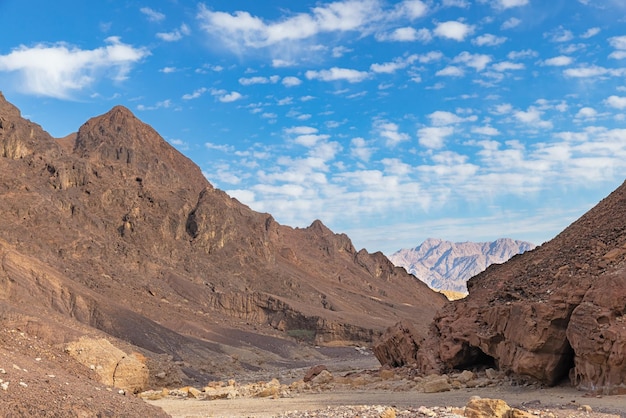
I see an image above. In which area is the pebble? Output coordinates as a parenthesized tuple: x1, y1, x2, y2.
(276, 405, 465, 417)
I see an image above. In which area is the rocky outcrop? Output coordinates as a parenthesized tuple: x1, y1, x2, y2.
(567, 268, 626, 394)
(402, 179, 626, 394)
(372, 321, 422, 367)
(66, 337, 149, 393)
(389, 238, 535, 292)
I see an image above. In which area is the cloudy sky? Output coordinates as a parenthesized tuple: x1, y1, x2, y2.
(1, 0, 626, 255)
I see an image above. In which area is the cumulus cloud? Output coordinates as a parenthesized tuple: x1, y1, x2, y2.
(350, 137, 374, 161)
(305, 67, 370, 83)
(370, 55, 417, 74)
(514, 106, 553, 129)
(472, 33, 507, 46)
(418, 126, 453, 149)
(197, 0, 382, 49)
(140, 7, 165, 22)
(575, 107, 597, 119)
(492, 0, 529, 9)
(239, 75, 280, 85)
(609, 36, 626, 59)
(375, 120, 410, 147)
(501, 17, 521, 30)
(453, 51, 492, 71)
(156, 23, 191, 42)
(377, 27, 431, 42)
(182, 87, 208, 100)
(282, 76, 302, 87)
(434, 21, 474, 41)
(605, 95, 626, 109)
(428, 110, 477, 126)
(0, 37, 149, 99)
(436, 66, 465, 77)
(543, 56, 573, 66)
(492, 61, 524, 71)
(209, 88, 243, 102)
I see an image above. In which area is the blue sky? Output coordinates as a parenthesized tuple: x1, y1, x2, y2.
(1, 0, 626, 255)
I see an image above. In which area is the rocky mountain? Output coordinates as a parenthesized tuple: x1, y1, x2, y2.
(0, 92, 445, 413)
(375, 180, 626, 395)
(389, 238, 536, 292)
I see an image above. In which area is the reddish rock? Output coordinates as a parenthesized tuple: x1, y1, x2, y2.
(373, 321, 423, 367)
(409, 178, 626, 392)
(304, 365, 328, 382)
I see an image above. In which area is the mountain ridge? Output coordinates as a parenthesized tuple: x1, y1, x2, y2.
(0, 92, 446, 406)
(389, 237, 536, 292)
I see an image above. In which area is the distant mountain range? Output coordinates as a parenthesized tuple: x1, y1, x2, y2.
(388, 238, 536, 293)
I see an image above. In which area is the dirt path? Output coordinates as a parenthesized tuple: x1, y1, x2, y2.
(148, 386, 626, 417)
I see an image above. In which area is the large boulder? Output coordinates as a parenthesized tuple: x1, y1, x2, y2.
(66, 337, 149, 393)
(373, 321, 423, 367)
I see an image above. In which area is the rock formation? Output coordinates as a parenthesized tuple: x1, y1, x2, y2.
(379, 179, 626, 394)
(0, 90, 446, 408)
(388, 238, 535, 292)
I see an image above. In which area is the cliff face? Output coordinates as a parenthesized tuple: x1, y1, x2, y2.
(389, 238, 536, 292)
(0, 93, 445, 390)
(410, 180, 626, 394)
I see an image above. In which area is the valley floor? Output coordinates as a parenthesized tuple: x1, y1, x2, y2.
(148, 385, 626, 417)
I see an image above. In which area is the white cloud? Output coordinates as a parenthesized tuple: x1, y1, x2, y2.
(392, 0, 428, 20)
(182, 87, 208, 100)
(140, 7, 165, 22)
(377, 27, 431, 42)
(501, 17, 521, 30)
(370, 55, 417, 74)
(305, 67, 370, 83)
(160, 66, 177, 73)
(605, 95, 626, 109)
(375, 120, 410, 147)
(507, 49, 538, 60)
(209, 88, 243, 103)
(492, 0, 529, 9)
(197, 0, 383, 50)
(239, 75, 279, 85)
(442, 0, 470, 7)
(473, 33, 507, 46)
(492, 61, 524, 71)
(418, 126, 453, 149)
(0, 37, 149, 99)
(472, 126, 500, 136)
(609, 36, 626, 59)
(436, 66, 464, 77)
(514, 106, 553, 129)
(453, 51, 491, 71)
(575, 107, 597, 119)
(428, 110, 476, 126)
(564, 65, 625, 78)
(282, 76, 302, 87)
(156, 23, 191, 42)
(434, 21, 474, 41)
(543, 56, 573, 66)
(581, 27, 600, 39)
(351, 137, 374, 161)
(544, 26, 574, 43)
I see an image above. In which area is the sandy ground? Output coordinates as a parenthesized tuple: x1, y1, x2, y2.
(148, 380, 626, 417)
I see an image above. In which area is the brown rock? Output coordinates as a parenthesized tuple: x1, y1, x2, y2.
(421, 374, 451, 393)
(412, 179, 626, 390)
(304, 365, 328, 382)
(373, 320, 423, 367)
(567, 270, 626, 394)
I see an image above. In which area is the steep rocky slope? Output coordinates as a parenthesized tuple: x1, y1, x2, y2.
(389, 238, 535, 292)
(0, 92, 445, 411)
(377, 179, 626, 394)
